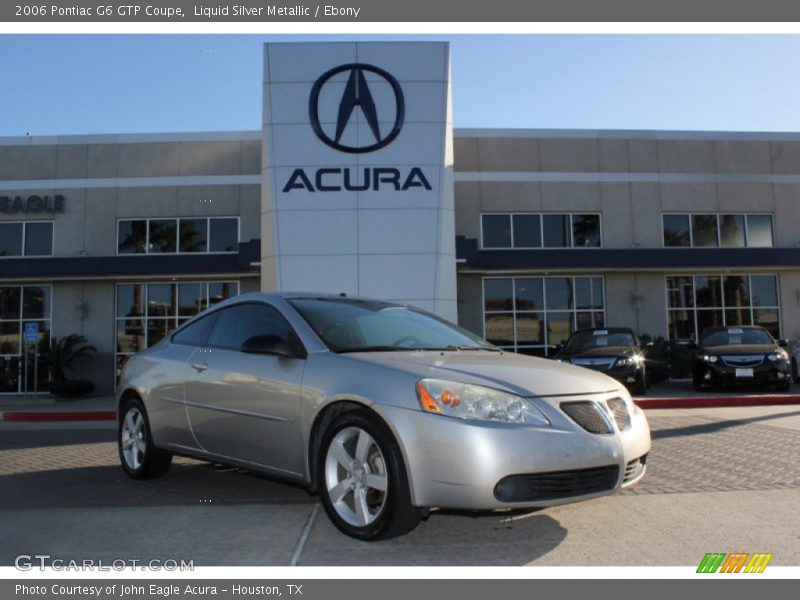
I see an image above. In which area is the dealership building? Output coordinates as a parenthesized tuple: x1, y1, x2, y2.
(3, 41, 800, 395)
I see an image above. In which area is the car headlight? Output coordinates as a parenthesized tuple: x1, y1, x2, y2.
(701, 354, 719, 363)
(767, 350, 789, 362)
(416, 378, 550, 425)
(616, 355, 644, 367)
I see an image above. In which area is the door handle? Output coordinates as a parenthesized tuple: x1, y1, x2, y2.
(191, 360, 208, 372)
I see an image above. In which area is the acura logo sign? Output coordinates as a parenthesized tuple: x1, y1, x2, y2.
(309, 63, 405, 153)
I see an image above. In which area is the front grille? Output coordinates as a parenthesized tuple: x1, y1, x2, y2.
(606, 397, 631, 431)
(721, 355, 764, 368)
(570, 357, 616, 371)
(494, 465, 620, 502)
(623, 454, 647, 484)
(561, 401, 612, 434)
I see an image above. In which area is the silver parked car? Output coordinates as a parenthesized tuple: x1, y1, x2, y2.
(117, 293, 651, 540)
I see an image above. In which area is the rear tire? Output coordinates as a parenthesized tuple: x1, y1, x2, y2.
(692, 373, 705, 392)
(317, 409, 422, 541)
(118, 396, 172, 479)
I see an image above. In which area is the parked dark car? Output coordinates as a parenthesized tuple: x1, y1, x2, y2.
(690, 326, 791, 391)
(553, 328, 648, 395)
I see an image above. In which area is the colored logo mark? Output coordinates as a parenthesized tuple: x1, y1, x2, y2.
(696, 552, 772, 573)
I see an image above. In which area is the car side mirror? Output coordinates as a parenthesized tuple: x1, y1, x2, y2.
(241, 334, 304, 358)
(778, 338, 789, 348)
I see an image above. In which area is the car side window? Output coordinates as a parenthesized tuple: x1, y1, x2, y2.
(172, 313, 219, 346)
(206, 303, 297, 351)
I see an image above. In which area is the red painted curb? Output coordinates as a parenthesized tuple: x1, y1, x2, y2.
(635, 395, 800, 409)
(1, 411, 116, 422)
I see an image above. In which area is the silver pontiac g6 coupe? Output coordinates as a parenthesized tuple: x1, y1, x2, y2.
(117, 293, 651, 540)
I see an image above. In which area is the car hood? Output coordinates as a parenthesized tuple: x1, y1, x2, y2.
(701, 344, 776, 355)
(558, 346, 635, 358)
(344, 350, 624, 398)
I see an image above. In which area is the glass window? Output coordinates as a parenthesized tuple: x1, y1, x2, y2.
(209, 282, 239, 305)
(695, 276, 722, 308)
(484, 313, 515, 346)
(484, 278, 513, 312)
(208, 303, 294, 350)
(691, 215, 718, 247)
(22, 287, 50, 319)
(148, 219, 177, 253)
(118, 220, 147, 254)
(178, 283, 207, 317)
(512, 214, 541, 248)
(514, 278, 543, 311)
(209, 218, 239, 252)
(542, 214, 570, 247)
(173, 313, 219, 346)
(116, 319, 145, 354)
(23, 222, 53, 256)
(719, 214, 746, 247)
(754, 308, 780, 338)
(483, 276, 605, 356)
(666, 274, 780, 340)
(117, 284, 145, 317)
(515, 313, 545, 346)
(115, 281, 239, 378)
(571, 214, 601, 247)
(482, 214, 511, 248)
(750, 275, 778, 307)
(147, 284, 175, 317)
(547, 312, 573, 347)
(179, 218, 208, 253)
(667, 276, 694, 309)
(0, 287, 21, 320)
(0, 322, 20, 355)
(0, 223, 22, 257)
(746, 215, 774, 247)
(723, 276, 750, 308)
(663, 214, 691, 247)
(545, 278, 573, 310)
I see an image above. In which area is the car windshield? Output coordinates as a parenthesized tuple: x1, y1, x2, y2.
(566, 330, 637, 350)
(288, 298, 497, 353)
(700, 328, 774, 346)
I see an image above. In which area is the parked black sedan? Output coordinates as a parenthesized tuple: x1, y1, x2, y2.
(690, 326, 791, 392)
(553, 328, 648, 394)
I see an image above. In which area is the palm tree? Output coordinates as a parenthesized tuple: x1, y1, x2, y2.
(41, 334, 97, 383)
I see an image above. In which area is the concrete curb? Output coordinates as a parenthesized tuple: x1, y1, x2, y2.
(0, 411, 116, 422)
(635, 395, 800, 409)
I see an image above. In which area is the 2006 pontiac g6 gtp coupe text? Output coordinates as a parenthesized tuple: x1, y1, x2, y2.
(117, 293, 651, 540)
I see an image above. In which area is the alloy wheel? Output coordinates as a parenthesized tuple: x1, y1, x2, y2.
(324, 426, 388, 527)
(120, 407, 146, 471)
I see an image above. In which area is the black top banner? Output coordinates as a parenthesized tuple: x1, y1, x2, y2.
(4, 0, 800, 22)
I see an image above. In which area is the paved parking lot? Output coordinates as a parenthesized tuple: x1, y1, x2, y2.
(1, 407, 799, 566)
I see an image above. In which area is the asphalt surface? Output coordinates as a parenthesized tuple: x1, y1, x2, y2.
(1, 407, 800, 566)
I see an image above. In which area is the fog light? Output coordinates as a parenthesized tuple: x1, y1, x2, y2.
(778, 372, 785, 380)
(627, 376, 636, 383)
(704, 372, 711, 380)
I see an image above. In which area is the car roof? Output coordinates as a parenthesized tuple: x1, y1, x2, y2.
(213, 291, 409, 308)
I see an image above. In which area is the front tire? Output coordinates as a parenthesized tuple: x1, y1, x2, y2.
(317, 409, 421, 541)
(792, 358, 800, 384)
(118, 396, 172, 479)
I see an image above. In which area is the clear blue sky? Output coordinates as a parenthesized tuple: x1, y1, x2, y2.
(3, 34, 800, 136)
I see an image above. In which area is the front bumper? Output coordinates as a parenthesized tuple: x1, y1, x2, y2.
(376, 392, 651, 510)
(695, 361, 790, 387)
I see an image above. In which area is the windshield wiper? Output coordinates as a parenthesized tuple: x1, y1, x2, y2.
(438, 345, 503, 352)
